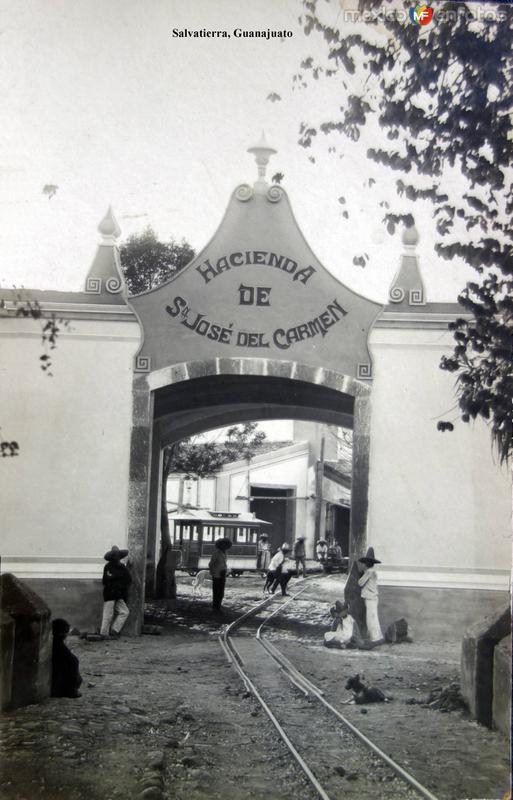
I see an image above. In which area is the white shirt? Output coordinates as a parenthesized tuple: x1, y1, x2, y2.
(358, 567, 379, 599)
(269, 551, 292, 572)
(325, 615, 355, 645)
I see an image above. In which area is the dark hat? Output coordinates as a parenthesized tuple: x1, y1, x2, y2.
(331, 601, 348, 614)
(104, 545, 129, 561)
(52, 618, 70, 638)
(215, 538, 232, 551)
(296, 536, 305, 542)
(259, 533, 268, 540)
(358, 546, 381, 566)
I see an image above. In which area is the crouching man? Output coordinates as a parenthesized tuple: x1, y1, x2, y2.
(324, 601, 358, 649)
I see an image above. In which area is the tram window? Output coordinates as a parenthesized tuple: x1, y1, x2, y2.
(192, 525, 200, 542)
(182, 525, 190, 541)
(250, 530, 258, 544)
(203, 526, 213, 542)
(236, 527, 245, 542)
(224, 526, 235, 541)
(173, 527, 181, 543)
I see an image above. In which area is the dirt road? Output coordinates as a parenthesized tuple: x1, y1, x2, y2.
(0, 574, 509, 800)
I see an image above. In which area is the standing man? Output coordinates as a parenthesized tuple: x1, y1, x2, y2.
(293, 536, 307, 578)
(357, 547, 385, 646)
(100, 545, 132, 638)
(316, 539, 328, 564)
(209, 538, 232, 613)
(257, 533, 271, 573)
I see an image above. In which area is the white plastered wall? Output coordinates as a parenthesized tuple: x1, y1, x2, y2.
(367, 325, 512, 590)
(216, 444, 317, 554)
(0, 314, 140, 578)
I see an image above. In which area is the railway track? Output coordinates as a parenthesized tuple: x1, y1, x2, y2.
(219, 579, 439, 800)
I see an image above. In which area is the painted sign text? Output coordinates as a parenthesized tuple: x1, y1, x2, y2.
(165, 296, 348, 351)
(195, 250, 316, 285)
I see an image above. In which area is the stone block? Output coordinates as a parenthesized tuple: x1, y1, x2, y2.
(0, 573, 51, 708)
(266, 360, 294, 379)
(129, 426, 151, 481)
(0, 611, 15, 710)
(461, 606, 511, 728)
(493, 634, 512, 739)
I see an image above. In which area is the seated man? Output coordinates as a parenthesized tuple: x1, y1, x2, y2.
(324, 601, 357, 649)
(51, 618, 82, 698)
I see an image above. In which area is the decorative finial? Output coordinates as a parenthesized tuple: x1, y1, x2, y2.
(402, 221, 419, 251)
(247, 132, 277, 187)
(98, 206, 121, 244)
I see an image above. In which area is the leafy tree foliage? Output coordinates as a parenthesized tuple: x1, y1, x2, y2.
(291, 0, 513, 460)
(119, 226, 195, 295)
(167, 422, 267, 493)
(154, 423, 267, 599)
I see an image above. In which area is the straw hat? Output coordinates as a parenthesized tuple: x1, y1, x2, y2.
(358, 546, 381, 566)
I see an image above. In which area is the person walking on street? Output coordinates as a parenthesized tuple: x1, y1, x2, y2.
(293, 536, 307, 578)
(269, 543, 293, 596)
(209, 538, 232, 613)
(357, 548, 385, 646)
(100, 545, 132, 638)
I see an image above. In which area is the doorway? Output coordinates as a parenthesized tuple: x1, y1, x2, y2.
(250, 486, 295, 553)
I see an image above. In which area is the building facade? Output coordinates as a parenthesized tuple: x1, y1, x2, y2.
(1, 151, 510, 638)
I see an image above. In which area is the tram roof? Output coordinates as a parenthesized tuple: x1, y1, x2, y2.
(168, 509, 271, 526)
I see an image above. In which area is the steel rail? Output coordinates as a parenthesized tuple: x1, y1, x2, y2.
(219, 580, 334, 800)
(256, 593, 440, 800)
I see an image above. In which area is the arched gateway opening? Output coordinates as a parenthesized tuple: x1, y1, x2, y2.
(127, 361, 370, 632)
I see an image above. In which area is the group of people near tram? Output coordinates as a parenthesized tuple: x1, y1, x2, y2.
(208, 533, 385, 647)
(50, 535, 386, 700)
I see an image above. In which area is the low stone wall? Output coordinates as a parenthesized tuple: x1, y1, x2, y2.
(379, 586, 509, 642)
(0, 574, 52, 709)
(0, 611, 15, 710)
(24, 579, 104, 633)
(460, 607, 511, 728)
(493, 634, 512, 738)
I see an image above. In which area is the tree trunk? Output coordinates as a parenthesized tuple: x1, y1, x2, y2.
(155, 447, 176, 600)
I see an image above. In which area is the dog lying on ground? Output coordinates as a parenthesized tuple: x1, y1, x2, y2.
(191, 570, 212, 596)
(345, 673, 391, 704)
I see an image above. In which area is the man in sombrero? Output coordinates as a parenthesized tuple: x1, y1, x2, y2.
(100, 545, 132, 638)
(357, 547, 385, 646)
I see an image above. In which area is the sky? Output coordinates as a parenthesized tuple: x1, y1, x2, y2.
(0, 0, 486, 302)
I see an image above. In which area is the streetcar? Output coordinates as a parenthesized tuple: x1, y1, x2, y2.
(168, 509, 271, 576)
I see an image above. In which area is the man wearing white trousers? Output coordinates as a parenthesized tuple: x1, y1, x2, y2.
(357, 548, 385, 646)
(100, 545, 132, 638)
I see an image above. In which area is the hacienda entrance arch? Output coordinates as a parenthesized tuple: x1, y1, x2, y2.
(127, 359, 371, 632)
(125, 139, 382, 632)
